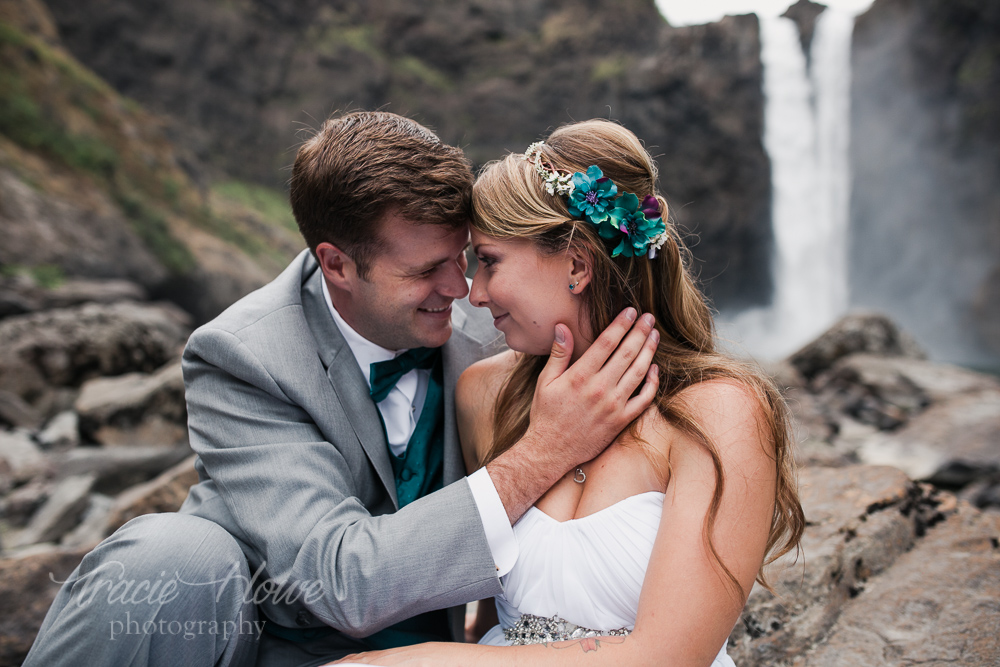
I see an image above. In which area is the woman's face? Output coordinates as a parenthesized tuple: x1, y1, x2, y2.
(470, 229, 587, 355)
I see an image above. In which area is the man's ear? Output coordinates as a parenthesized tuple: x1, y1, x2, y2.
(315, 242, 358, 292)
(567, 248, 593, 295)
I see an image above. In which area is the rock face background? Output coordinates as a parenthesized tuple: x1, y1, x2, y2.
(40, 0, 773, 310)
(850, 0, 1000, 367)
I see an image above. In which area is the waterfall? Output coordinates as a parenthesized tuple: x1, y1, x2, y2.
(719, 9, 855, 360)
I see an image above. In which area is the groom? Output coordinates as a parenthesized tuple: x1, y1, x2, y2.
(25, 111, 657, 666)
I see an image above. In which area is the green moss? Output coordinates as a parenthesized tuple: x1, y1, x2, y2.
(212, 180, 298, 232)
(114, 192, 196, 274)
(0, 264, 65, 288)
(394, 56, 454, 92)
(0, 77, 118, 178)
(30, 265, 65, 288)
(313, 24, 383, 61)
(591, 55, 632, 83)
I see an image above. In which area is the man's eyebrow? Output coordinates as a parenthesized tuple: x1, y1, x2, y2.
(411, 244, 470, 273)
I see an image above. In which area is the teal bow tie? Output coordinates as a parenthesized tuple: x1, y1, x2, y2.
(369, 347, 440, 403)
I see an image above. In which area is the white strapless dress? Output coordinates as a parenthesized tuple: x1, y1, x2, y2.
(478, 491, 735, 666)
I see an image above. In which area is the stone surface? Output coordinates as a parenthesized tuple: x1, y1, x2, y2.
(59, 492, 113, 549)
(0, 302, 190, 408)
(0, 429, 50, 489)
(104, 454, 198, 534)
(788, 313, 926, 381)
(36, 410, 79, 450)
(0, 545, 91, 667)
(0, 479, 51, 528)
(10, 474, 95, 548)
(858, 389, 1000, 483)
(75, 359, 186, 446)
(800, 504, 1000, 666)
(0, 390, 41, 430)
(728, 465, 953, 665)
(54, 445, 192, 496)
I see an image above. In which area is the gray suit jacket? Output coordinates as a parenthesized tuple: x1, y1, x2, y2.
(179, 250, 505, 644)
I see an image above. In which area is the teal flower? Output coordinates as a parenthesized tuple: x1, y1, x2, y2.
(608, 193, 668, 258)
(568, 166, 617, 224)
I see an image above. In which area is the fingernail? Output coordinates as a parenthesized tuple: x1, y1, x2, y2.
(652, 365, 660, 377)
(624, 308, 637, 322)
(642, 313, 655, 327)
(554, 325, 566, 344)
(650, 329, 660, 345)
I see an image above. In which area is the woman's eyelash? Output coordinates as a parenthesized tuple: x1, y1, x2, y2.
(477, 256, 496, 267)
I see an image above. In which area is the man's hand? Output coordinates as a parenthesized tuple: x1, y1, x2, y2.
(488, 308, 659, 523)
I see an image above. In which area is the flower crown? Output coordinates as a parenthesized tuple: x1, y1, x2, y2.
(523, 141, 669, 259)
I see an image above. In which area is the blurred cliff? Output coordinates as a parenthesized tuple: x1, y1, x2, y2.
(35, 0, 773, 311)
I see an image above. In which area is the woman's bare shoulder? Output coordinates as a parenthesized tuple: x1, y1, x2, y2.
(457, 349, 519, 405)
(671, 377, 774, 460)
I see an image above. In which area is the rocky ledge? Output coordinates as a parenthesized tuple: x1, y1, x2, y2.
(0, 307, 998, 665)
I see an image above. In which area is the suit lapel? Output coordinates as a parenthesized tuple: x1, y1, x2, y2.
(301, 260, 399, 507)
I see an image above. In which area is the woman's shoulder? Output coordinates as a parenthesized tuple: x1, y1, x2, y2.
(669, 377, 774, 459)
(457, 349, 519, 405)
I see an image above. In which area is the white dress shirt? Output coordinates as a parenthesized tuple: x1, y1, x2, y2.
(322, 279, 516, 575)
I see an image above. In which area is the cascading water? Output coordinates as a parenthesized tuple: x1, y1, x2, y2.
(719, 8, 855, 360)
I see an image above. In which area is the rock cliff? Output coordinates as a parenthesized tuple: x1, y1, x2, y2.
(0, 0, 304, 324)
(850, 0, 1000, 367)
(41, 0, 773, 310)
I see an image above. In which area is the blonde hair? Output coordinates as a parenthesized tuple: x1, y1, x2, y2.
(472, 119, 804, 598)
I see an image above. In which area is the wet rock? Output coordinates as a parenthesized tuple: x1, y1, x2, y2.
(800, 504, 1000, 666)
(10, 474, 96, 548)
(36, 410, 79, 450)
(105, 454, 198, 534)
(788, 313, 925, 381)
(0, 301, 190, 407)
(54, 445, 192, 495)
(75, 360, 186, 446)
(0, 545, 91, 667)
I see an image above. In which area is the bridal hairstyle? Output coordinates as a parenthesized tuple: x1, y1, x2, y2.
(472, 119, 804, 599)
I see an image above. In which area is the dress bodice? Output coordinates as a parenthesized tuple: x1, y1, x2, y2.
(479, 490, 736, 666)
(496, 491, 664, 632)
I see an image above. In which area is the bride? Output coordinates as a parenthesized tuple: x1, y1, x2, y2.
(334, 119, 804, 666)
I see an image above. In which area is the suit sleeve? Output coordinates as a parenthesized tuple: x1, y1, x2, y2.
(182, 326, 503, 636)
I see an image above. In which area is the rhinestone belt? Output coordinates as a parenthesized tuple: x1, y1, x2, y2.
(503, 613, 632, 645)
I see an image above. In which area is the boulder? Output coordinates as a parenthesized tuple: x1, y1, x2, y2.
(728, 465, 953, 664)
(0, 274, 148, 321)
(0, 302, 190, 408)
(799, 504, 1000, 666)
(0, 430, 50, 490)
(10, 474, 96, 548)
(104, 454, 198, 533)
(54, 445, 192, 496)
(0, 390, 41, 430)
(0, 545, 91, 667)
(75, 360, 186, 446)
(60, 493, 114, 549)
(858, 389, 1000, 484)
(788, 313, 925, 381)
(36, 410, 79, 450)
(0, 479, 51, 528)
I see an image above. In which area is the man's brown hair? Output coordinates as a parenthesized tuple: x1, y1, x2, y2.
(290, 111, 473, 278)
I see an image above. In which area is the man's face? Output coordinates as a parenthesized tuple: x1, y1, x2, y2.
(342, 212, 471, 350)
